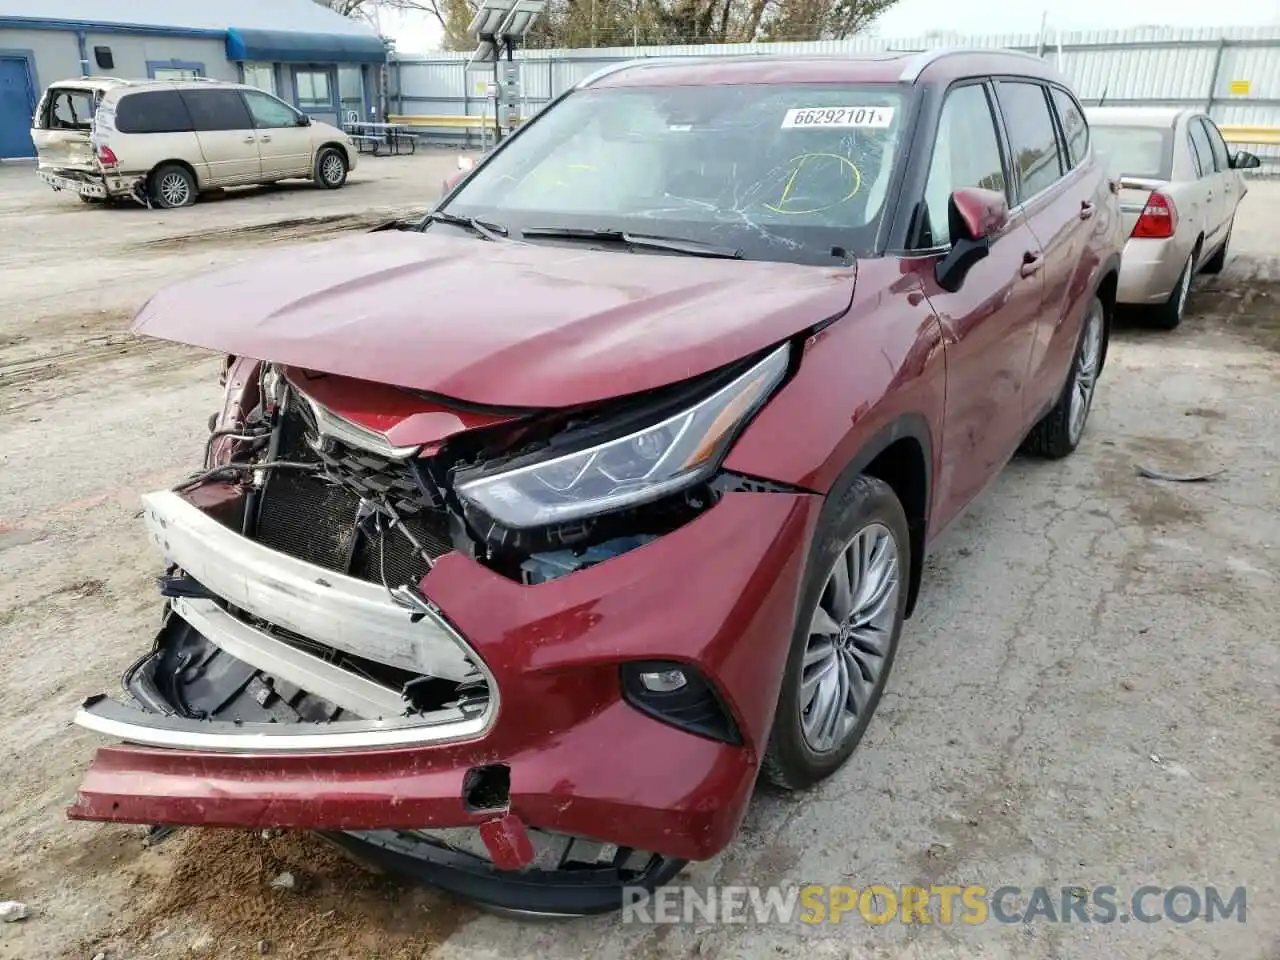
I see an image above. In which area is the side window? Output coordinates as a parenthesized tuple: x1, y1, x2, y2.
(1187, 120, 1214, 179)
(244, 91, 301, 129)
(179, 89, 254, 132)
(1201, 118, 1232, 172)
(1051, 87, 1089, 169)
(114, 91, 192, 134)
(48, 90, 98, 131)
(995, 81, 1064, 201)
(918, 83, 1008, 248)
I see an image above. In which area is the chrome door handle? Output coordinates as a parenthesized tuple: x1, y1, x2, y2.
(259, 135, 272, 143)
(1079, 201, 1096, 220)
(1020, 253, 1044, 278)
(242, 136, 256, 143)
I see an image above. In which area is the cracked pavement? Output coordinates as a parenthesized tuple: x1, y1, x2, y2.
(0, 159, 1276, 960)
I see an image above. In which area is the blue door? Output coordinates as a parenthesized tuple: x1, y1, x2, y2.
(0, 56, 37, 159)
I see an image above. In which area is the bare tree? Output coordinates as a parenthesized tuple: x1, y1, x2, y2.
(313, 0, 449, 32)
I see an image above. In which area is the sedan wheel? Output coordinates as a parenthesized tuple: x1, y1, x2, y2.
(762, 474, 910, 790)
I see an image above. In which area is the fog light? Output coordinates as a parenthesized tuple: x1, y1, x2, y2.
(639, 668, 688, 693)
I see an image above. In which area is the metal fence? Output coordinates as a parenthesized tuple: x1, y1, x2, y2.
(389, 24, 1280, 163)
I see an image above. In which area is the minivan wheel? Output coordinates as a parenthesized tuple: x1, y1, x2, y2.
(151, 164, 196, 208)
(1022, 295, 1105, 459)
(315, 148, 348, 189)
(762, 474, 909, 791)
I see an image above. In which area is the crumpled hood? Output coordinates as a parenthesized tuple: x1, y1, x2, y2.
(133, 230, 856, 408)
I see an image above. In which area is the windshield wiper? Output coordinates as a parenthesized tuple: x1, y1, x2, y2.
(426, 210, 508, 241)
(521, 226, 743, 259)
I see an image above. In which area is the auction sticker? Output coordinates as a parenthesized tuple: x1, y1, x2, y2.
(781, 106, 895, 129)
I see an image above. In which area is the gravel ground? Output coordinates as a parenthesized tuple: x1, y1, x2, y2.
(0, 157, 1276, 960)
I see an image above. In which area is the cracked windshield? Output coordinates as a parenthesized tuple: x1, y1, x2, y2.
(443, 84, 906, 265)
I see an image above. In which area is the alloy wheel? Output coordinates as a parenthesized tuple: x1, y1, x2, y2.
(322, 154, 345, 185)
(159, 172, 191, 207)
(1068, 301, 1104, 446)
(798, 521, 901, 753)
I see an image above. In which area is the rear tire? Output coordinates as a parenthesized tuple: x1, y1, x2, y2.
(150, 164, 197, 208)
(315, 147, 348, 189)
(1022, 295, 1105, 459)
(762, 474, 909, 791)
(1201, 222, 1231, 275)
(1152, 249, 1195, 330)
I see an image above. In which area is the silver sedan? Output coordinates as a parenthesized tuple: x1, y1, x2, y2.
(1086, 106, 1260, 329)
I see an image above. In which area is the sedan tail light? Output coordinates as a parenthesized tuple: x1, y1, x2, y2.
(1131, 191, 1177, 239)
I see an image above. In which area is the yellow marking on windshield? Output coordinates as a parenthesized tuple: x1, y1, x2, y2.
(762, 153, 863, 215)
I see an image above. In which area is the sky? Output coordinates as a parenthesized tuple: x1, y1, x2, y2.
(380, 0, 1280, 55)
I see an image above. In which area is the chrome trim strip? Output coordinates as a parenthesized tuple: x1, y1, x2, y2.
(73, 695, 491, 753)
(171, 598, 409, 720)
(140, 490, 479, 683)
(301, 393, 421, 460)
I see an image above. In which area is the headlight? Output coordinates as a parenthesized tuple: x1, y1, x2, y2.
(455, 344, 789, 528)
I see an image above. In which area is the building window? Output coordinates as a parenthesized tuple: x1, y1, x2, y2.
(149, 61, 205, 81)
(94, 46, 114, 70)
(295, 69, 332, 109)
(242, 63, 276, 96)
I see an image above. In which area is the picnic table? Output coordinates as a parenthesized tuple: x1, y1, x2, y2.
(343, 120, 417, 156)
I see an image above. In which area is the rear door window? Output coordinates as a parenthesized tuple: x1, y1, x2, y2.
(1187, 120, 1214, 178)
(179, 89, 254, 132)
(995, 81, 1064, 201)
(1050, 87, 1089, 169)
(1201, 118, 1232, 172)
(115, 90, 193, 134)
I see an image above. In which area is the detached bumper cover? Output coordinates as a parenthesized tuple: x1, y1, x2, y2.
(69, 491, 819, 861)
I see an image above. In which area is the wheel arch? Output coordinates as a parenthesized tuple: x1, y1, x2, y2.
(1093, 252, 1121, 374)
(824, 414, 932, 619)
(149, 159, 200, 191)
(318, 141, 350, 167)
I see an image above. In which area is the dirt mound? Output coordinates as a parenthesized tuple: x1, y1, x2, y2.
(81, 829, 475, 959)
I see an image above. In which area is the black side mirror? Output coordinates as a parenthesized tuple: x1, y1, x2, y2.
(933, 187, 1006, 293)
(1231, 150, 1261, 170)
(297, 114, 312, 127)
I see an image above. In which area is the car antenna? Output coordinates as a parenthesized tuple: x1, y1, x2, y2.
(1098, 83, 1109, 107)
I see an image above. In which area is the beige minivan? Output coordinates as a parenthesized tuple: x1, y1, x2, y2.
(32, 77, 357, 208)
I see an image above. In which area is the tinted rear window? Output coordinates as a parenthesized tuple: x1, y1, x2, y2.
(996, 81, 1064, 200)
(1091, 125, 1172, 179)
(179, 89, 253, 131)
(115, 90, 192, 134)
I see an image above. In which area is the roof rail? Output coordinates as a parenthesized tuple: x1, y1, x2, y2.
(898, 46, 1051, 83)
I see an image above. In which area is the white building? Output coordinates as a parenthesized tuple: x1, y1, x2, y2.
(0, 0, 385, 159)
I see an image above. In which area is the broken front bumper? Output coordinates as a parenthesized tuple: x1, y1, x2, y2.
(69, 486, 819, 865)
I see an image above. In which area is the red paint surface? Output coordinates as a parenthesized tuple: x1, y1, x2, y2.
(68, 493, 818, 860)
(479, 814, 536, 870)
(131, 231, 855, 408)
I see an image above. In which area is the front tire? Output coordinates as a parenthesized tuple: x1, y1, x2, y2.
(150, 164, 197, 208)
(762, 474, 909, 791)
(315, 147, 348, 189)
(1022, 295, 1105, 459)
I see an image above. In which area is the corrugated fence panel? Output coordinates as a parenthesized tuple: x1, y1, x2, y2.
(392, 24, 1280, 157)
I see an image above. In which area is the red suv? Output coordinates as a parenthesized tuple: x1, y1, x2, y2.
(70, 50, 1123, 914)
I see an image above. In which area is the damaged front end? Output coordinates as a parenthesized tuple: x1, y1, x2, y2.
(70, 345, 819, 914)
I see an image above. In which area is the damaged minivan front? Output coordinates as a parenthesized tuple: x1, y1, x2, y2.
(68, 58, 938, 916)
